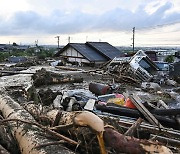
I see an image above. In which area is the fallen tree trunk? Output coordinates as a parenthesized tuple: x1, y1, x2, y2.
(47, 110, 106, 154)
(32, 68, 83, 87)
(104, 127, 173, 154)
(0, 93, 75, 154)
(47, 110, 173, 154)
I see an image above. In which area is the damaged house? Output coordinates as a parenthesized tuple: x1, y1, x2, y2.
(55, 42, 124, 66)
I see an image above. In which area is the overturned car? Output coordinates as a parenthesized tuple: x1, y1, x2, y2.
(107, 50, 159, 82)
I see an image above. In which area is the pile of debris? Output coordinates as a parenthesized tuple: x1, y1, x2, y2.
(0, 51, 179, 154)
(106, 50, 159, 84)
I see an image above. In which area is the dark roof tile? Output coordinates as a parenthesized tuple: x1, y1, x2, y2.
(70, 43, 107, 62)
(86, 42, 124, 59)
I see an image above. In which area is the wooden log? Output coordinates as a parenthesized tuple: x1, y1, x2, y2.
(0, 93, 75, 154)
(32, 68, 83, 87)
(47, 110, 104, 133)
(47, 110, 106, 154)
(104, 127, 173, 154)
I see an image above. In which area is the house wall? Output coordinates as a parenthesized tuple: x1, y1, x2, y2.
(61, 47, 90, 63)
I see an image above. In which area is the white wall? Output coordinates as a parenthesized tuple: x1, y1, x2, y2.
(61, 47, 90, 63)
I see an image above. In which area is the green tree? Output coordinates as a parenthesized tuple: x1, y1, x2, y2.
(0, 52, 10, 62)
(12, 42, 18, 46)
(164, 55, 174, 63)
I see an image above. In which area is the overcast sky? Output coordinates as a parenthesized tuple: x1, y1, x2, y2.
(0, 0, 180, 46)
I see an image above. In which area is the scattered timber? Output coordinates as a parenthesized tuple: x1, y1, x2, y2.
(0, 93, 75, 154)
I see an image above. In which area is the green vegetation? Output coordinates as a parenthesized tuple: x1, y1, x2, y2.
(36, 48, 55, 60)
(0, 46, 56, 62)
(0, 52, 9, 62)
(164, 55, 174, 63)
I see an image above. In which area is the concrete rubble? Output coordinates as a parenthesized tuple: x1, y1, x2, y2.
(0, 51, 179, 154)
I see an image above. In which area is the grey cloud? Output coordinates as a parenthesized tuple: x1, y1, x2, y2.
(0, 2, 179, 35)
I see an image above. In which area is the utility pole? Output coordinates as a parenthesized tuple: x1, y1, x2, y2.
(35, 40, 38, 47)
(68, 36, 71, 43)
(132, 27, 135, 53)
(55, 36, 60, 48)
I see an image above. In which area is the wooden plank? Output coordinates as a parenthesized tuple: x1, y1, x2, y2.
(129, 94, 163, 129)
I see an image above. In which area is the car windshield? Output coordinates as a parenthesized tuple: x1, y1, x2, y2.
(155, 62, 169, 71)
(139, 58, 156, 74)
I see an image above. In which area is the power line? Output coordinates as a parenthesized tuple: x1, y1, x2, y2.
(136, 20, 180, 31)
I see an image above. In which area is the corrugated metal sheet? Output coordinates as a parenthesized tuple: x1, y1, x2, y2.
(86, 42, 124, 59)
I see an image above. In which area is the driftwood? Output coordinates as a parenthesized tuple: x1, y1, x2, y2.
(47, 110, 106, 154)
(0, 93, 75, 154)
(99, 113, 180, 149)
(32, 68, 83, 87)
(47, 110, 173, 154)
(104, 127, 173, 154)
(47, 110, 104, 132)
(24, 104, 106, 154)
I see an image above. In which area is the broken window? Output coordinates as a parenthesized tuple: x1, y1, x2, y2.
(139, 58, 156, 74)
